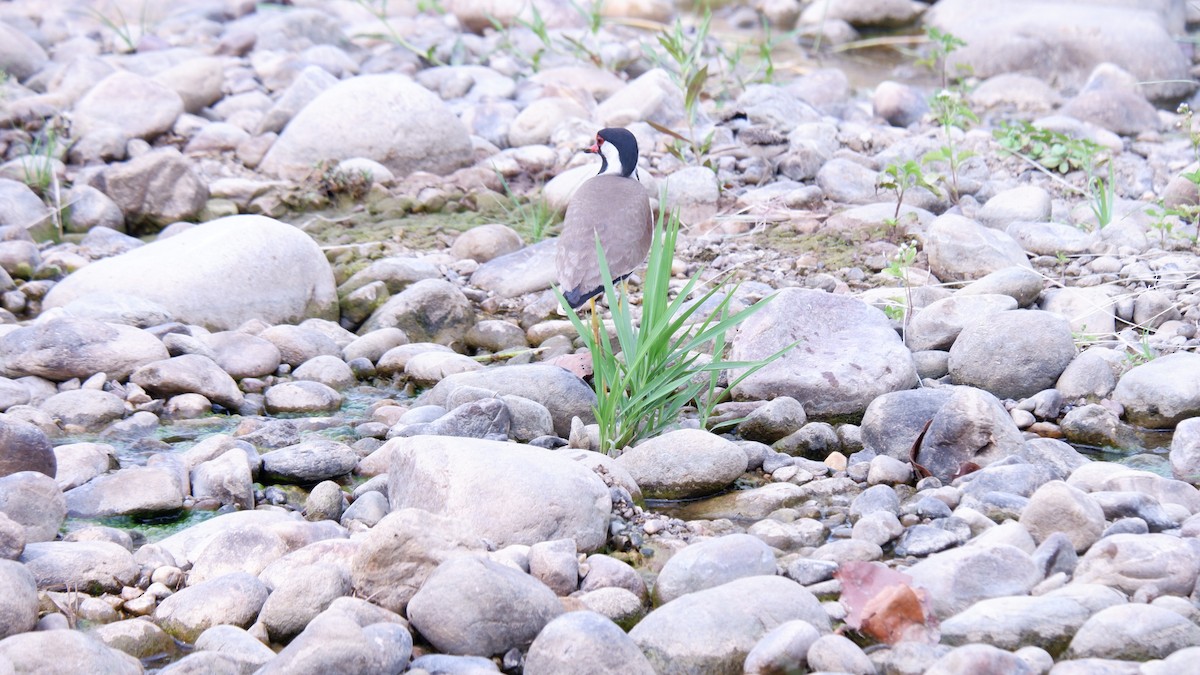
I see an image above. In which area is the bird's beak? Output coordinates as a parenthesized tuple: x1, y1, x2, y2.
(586, 141, 600, 154)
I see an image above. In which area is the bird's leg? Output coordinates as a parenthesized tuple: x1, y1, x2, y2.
(589, 296, 601, 355)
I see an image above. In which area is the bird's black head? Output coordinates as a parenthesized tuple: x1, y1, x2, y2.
(589, 127, 640, 178)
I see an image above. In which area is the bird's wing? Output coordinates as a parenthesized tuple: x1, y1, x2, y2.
(555, 175, 653, 299)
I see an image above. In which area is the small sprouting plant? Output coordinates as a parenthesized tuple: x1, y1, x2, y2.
(20, 129, 59, 196)
(877, 160, 940, 225)
(1124, 334, 1156, 366)
(1145, 200, 1197, 248)
(569, 0, 605, 34)
(993, 121, 1100, 175)
(922, 89, 977, 203)
(1178, 103, 1200, 164)
(556, 203, 788, 455)
(713, 16, 781, 92)
(353, 0, 443, 65)
(84, 2, 152, 53)
(1072, 329, 1103, 349)
(915, 26, 968, 89)
(493, 172, 560, 242)
(884, 240, 919, 341)
(1088, 162, 1116, 229)
(645, 11, 716, 168)
(18, 123, 68, 241)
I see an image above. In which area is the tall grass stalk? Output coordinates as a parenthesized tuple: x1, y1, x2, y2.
(556, 205, 788, 455)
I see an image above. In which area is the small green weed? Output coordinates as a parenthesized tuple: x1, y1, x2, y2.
(884, 240, 918, 340)
(353, 0, 444, 65)
(84, 2, 152, 52)
(493, 172, 560, 242)
(922, 89, 977, 203)
(877, 159, 940, 224)
(1124, 335, 1156, 366)
(1088, 162, 1116, 229)
(644, 11, 717, 169)
(916, 26, 968, 88)
(18, 124, 67, 241)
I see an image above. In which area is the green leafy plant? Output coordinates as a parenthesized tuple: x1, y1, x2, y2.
(644, 11, 717, 169)
(352, 0, 444, 65)
(19, 125, 67, 241)
(556, 205, 788, 455)
(1124, 334, 1156, 366)
(915, 26, 968, 89)
(84, 2, 152, 53)
(877, 160, 940, 225)
(922, 89, 977, 203)
(493, 172, 560, 242)
(884, 241, 919, 341)
(713, 15, 781, 93)
(1088, 162, 1116, 229)
(20, 129, 59, 196)
(993, 121, 1098, 174)
(1146, 201, 1193, 248)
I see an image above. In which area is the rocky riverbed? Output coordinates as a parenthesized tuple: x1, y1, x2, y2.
(4, 0, 1200, 673)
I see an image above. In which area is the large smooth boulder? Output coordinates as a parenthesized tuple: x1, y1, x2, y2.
(0, 471, 66, 543)
(948, 310, 1076, 400)
(258, 605, 412, 675)
(351, 508, 488, 615)
(407, 555, 563, 656)
(652, 533, 776, 604)
(154, 572, 269, 642)
(387, 436, 611, 552)
(911, 386, 1027, 482)
(927, 0, 1193, 102)
(0, 560, 37, 639)
(72, 70, 184, 140)
(0, 630, 140, 674)
(0, 317, 169, 381)
(358, 278, 475, 346)
(424, 364, 596, 437)
(0, 22, 47, 81)
(924, 214, 1033, 282)
(64, 466, 184, 518)
(629, 576, 830, 675)
(906, 544, 1041, 618)
(20, 540, 138, 592)
(1112, 352, 1200, 428)
(100, 148, 209, 229)
(1074, 533, 1200, 597)
(260, 74, 473, 180)
(617, 429, 747, 499)
(130, 354, 244, 410)
(0, 417, 54, 478)
(730, 289, 917, 417)
(44, 215, 338, 330)
(525, 611, 655, 675)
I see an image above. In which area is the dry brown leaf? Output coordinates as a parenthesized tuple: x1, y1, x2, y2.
(834, 560, 938, 645)
(860, 582, 938, 644)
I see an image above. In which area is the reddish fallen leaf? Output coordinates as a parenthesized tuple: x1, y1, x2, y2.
(860, 582, 939, 644)
(835, 561, 938, 645)
(909, 419, 934, 479)
(952, 461, 981, 481)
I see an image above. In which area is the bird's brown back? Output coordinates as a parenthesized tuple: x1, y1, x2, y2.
(556, 174, 653, 300)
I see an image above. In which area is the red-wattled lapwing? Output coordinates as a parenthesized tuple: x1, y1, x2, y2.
(556, 127, 653, 330)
